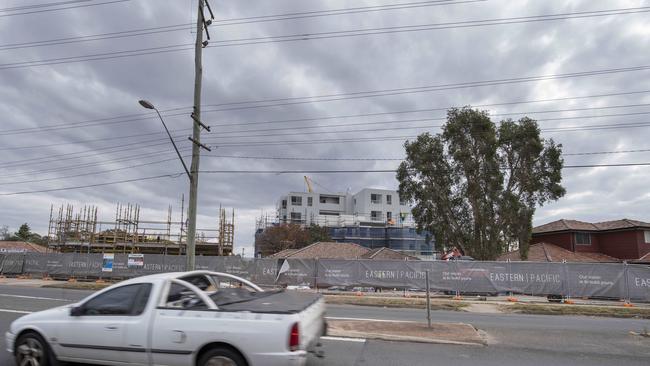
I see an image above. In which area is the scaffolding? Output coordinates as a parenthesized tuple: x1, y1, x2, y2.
(47, 200, 234, 256)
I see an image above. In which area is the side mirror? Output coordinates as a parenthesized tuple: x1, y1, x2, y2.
(70, 306, 84, 317)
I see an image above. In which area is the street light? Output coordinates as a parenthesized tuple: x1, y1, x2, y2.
(138, 100, 191, 180)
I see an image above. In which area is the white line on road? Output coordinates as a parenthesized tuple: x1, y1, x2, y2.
(0, 294, 72, 302)
(0, 309, 32, 314)
(321, 336, 367, 343)
(326, 316, 418, 323)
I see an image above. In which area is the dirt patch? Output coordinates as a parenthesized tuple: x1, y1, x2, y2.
(501, 303, 650, 319)
(324, 295, 467, 311)
(465, 303, 503, 314)
(328, 319, 485, 345)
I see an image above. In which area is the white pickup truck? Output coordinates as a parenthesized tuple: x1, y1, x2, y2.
(6, 271, 326, 366)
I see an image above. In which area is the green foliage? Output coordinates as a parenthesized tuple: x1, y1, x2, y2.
(308, 224, 332, 243)
(7, 223, 47, 246)
(397, 107, 565, 260)
(256, 224, 332, 257)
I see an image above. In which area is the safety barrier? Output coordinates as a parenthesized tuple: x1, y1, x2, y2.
(1, 253, 648, 302)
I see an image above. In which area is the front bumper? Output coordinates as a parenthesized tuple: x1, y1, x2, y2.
(5, 331, 15, 354)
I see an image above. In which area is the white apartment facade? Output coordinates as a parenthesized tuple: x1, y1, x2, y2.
(277, 188, 415, 227)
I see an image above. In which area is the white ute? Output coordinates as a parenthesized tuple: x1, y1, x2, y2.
(6, 271, 326, 366)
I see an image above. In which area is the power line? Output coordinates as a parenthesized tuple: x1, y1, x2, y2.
(207, 110, 650, 139)
(207, 91, 650, 128)
(0, 0, 91, 12)
(2, 6, 649, 70)
(202, 6, 650, 49)
(0, 173, 183, 196)
(0, 0, 132, 18)
(0, 148, 192, 179)
(201, 65, 650, 111)
(0, 1, 480, 51)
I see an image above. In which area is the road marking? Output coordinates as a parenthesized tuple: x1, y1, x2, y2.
(0, 308, 32, 314)
(326, 316, 418, 323)
(0, 294, 72, 302)
(321, 336, 366, 343)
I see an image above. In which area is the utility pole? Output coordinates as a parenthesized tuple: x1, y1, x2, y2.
(187, 0, 214, 271)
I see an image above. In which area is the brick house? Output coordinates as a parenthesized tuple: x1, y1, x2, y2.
(531, 219, 650, 260)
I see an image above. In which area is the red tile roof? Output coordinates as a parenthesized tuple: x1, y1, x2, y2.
(360, 247, 420, 260)
(0, 241, 48, 253)
(533, 218, 650, 234)
(269, 242, 370, 259)
(497, 242, 620, 263)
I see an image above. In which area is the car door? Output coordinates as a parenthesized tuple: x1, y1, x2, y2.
(55, 283, 150, 364)
(150, 281, 211, 366)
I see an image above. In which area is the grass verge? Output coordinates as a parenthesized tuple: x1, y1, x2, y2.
(501, 303, 650, 319)
(325, 294, 467, 311)
(42, 282, 112, 291)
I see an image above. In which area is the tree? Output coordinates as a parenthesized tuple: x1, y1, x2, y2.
(0, 225, 9, 240)
(16, 223, 31, 240)
(256, 224, 332, 257)
(8, 223, 47, 246)
(397, 107, 564, 260)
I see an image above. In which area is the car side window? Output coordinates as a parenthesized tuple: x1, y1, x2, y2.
(165, 282, 207, 310)
(82, 284, 151, 316)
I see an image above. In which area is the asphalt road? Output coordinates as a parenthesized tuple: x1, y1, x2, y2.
(1, 285, 649, 366)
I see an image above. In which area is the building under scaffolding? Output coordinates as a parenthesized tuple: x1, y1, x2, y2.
(47, 200, 234, 256)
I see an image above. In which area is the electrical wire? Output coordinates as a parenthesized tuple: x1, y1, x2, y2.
(1, 6, 649, 70)
(0, 0, 132, 18)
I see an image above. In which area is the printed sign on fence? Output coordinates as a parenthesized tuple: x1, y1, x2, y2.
(127, 254, 144, 268)
(102, 253, 114, 272)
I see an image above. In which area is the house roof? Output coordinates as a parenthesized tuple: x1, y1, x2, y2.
(0, 241, 48, 253)
(533, 218, 650, 234)
(497, 242, 620, 263)
(360, 247, 420, 260)
(268, 242, 370, 259)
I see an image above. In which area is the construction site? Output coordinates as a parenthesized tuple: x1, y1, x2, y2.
(46, 197, 234, 256)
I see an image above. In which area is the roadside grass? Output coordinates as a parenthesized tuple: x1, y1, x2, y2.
(42, 281, 111, 291)
(324, 294, 468, 311)
(501, 303, 650, 319)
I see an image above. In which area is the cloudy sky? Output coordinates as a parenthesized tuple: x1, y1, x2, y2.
(1, 0, 649, 256)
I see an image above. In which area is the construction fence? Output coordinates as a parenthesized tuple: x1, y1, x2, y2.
(1, 253, 649, 302)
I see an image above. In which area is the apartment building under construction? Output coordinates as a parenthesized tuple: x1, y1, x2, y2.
(47, 200, 234, 256)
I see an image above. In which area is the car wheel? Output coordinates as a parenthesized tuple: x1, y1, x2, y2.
(14, 332, 61, 366)
(198, 347, 246, 366)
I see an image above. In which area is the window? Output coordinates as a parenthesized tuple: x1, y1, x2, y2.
(371, 211, 382, 221)
(281, 200, 287, 209)
(166, 282, 207, 310)
(645, 230, 650, 243)
(371, 194, 382, 204)
(386, 195, 392, 205)
(399, 197, 407, 205)
(387, 212, 392, 221)
(291, 196, 302, 206)
(319, 195, 340, 204)
(291, 212, 302, 221)
(307, 197, 313, 207)
(319, 211, 340, 216)
(82, 283, 151, 316)
(575, 232, 591, 245)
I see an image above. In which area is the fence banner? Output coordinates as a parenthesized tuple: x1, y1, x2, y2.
(249, 259, 278, 285)
(0, 253, 24, 274)
(3, 253, 650, 302)
(627, 264, 650, 301)
(276, 259, 316, 286)
(565, 263, 626, 299)
(505, 262, 565, 296)
(316, 259, 361, 287)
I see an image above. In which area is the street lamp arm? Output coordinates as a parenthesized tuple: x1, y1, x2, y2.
(154, 108, 192, 181)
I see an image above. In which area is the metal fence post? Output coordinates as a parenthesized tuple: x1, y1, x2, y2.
(623, 261, 631, 304)
(425, 270, 431, 328)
